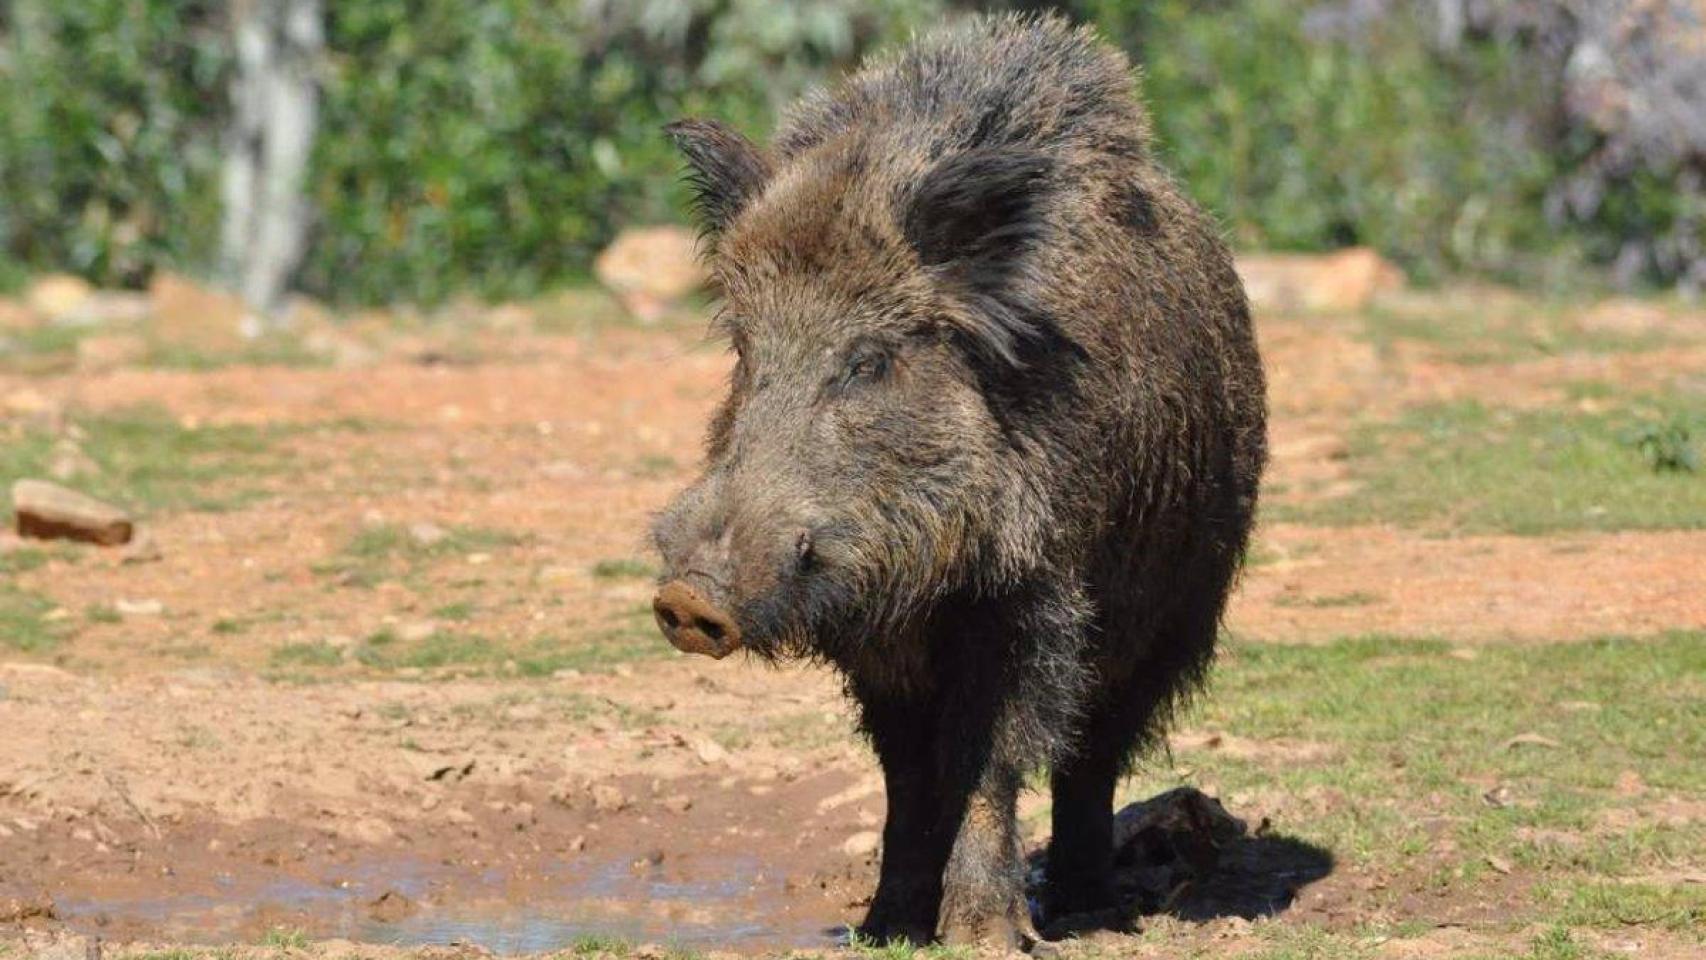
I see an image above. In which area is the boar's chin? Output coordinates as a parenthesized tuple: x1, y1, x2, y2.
(732, 575, 865, 662)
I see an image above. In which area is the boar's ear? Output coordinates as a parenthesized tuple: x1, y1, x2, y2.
(665, 119, 773, 240)
(902, 147, 1055, 366)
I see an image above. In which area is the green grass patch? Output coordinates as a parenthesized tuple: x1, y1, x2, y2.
(0, 323, 328, 376)
(591, 557, 658, 580)
(1279, 394, 1706, 533)
(313, 522, 525, 588)
(0, 546, 51, 575)
(0, 586, 60, 653)
(0, 324, 85, 374)
(85, 603, 121, 624)
(1150, 631, 1705, 927)
(1271, 590, 1380, 609)
(1545, 880, 1706, 933)
(0, 406, 351, 515)
(143, 333, 327, 372)
(1361, 299, 1680, 366)
(269, 641, 345, 668)
(310, 605, 665, 679)
(354, 630, 496, 671)
(258, 927, 309, 950)
(432, 600, 476, 621)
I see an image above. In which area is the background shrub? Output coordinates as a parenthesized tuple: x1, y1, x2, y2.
(1, 0, 1701, 304)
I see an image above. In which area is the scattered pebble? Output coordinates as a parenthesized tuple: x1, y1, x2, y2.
(407, 522, 448, 548)
(120, 528, 163, 564)
(841, 831, 881, 858)
(591, 784, 628, 813)
(115, 598, 165, 617)
(689, 736, 728, 765)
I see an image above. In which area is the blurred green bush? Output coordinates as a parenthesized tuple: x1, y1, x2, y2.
(1, 0, 1700, 303)
(0, 1, 230, 291)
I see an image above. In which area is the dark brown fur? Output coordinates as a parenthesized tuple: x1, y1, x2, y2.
(652, 13, 1266, 946)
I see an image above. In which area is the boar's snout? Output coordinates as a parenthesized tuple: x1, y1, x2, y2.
(653, 579, 743, 659)
(652, 494, 826, 658)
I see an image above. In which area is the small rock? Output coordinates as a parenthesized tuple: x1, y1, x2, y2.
(661, 795, 693, 814)
(12, 479, 133, 546)
(120, 528, 163, 564)
(398, 620, 439, 642)
(539, 459, 584, 481)
(591, 784, 628, 813)
(75, 333, 148, 374)
(1236, 247, 1404, 314)
(115, 598, 164, 617)
(407, 522, 448, 548)
(25, 274, 93, 322)
(341, 817, 397, 845)
(593, 226, 709, 322)
(841, 831, 880, 858)
(689, 736, 729, 765)
(1483, 785, 1514, 808)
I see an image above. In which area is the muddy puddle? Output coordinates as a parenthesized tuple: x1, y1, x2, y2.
(3, 770, 871, 954)
(43, 849, 837, 952)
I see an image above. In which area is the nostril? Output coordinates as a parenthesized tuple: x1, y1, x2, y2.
(653, 579, 742, 658)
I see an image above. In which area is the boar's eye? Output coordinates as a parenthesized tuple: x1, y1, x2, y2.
(836, 346, 890, 394)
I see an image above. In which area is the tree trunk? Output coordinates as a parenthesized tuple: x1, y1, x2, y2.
(219, 0, 322, 331)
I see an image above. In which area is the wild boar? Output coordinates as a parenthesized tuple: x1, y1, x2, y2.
(652, 13, 1266, 947)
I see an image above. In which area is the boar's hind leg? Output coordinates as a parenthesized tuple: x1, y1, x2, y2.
(1042, 703, 1132, 923)
(1044, 602, 1220, 925)
(939, 763, 1033, 947)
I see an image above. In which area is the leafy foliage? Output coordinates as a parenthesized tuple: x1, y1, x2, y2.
(2, 0, 1703, 302)
(1623, 418, 1701, 474)
(0, 0, 229, 289)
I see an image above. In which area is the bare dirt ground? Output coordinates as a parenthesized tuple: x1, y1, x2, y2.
(1, 288, 1703, 959)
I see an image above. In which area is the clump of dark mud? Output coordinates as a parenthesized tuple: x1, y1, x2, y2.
(1033, 787, 1334, 940)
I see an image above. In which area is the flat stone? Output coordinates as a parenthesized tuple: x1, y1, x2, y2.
(12, 479, 133, 546)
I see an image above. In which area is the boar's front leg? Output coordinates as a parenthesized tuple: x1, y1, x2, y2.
(853, 658, 1034, 945)
(855, 698, 953, 944)
(938, 762, 1032, 947)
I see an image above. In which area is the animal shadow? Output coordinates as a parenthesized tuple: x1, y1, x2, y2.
(1031, 787, 1336, 939)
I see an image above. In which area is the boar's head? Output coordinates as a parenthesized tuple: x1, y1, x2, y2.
(651, 119, 1072, 662)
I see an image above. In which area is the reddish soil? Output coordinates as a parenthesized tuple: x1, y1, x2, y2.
(1, 293, 1702, 955)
